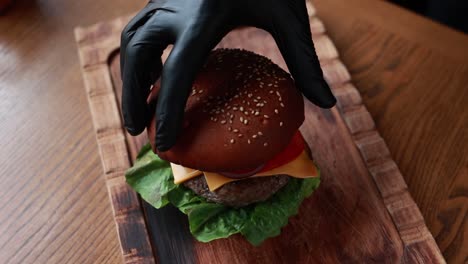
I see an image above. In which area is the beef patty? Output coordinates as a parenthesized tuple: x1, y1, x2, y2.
(183, 174, 290, 207)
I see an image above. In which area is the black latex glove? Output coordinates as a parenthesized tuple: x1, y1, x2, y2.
(121, 0, 337, 152)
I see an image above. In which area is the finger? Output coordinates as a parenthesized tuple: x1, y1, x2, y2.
(122, 14, 170, 136)
(120, 3, 159, 79)
(155, 20, 229, 151)
(270, 1, 336, 108)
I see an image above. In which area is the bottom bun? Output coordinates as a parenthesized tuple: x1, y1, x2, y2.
(183, 174, 289, 207)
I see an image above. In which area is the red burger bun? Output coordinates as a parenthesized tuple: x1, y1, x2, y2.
(147, 49, 305, 172)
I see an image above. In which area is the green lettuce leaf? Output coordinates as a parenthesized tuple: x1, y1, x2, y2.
(125, 144, 320, 246)
(125, 144, 176, 208)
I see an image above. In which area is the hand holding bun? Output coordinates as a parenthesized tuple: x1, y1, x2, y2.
(121, 0, 336, 152)
(147, 49, 305, 172)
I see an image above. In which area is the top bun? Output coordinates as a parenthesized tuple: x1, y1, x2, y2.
(147, 49, 304, 172)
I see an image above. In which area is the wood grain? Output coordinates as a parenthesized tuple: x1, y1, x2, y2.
(0, 0, 147, 263)
(78, 3, 445, 262)
(1, 0, 466, 263)
(75, 20, 155, 264)
(313, 0, 468, 263)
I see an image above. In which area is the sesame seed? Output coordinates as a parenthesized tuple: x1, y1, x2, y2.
(253, 99, 258, 103)
(240, 117, 244, 122)
(247, 102, 250, 106)
(248, 93, 253, 98)
(229, 120, 233, 124)
(228, 127, 232, 131)
(256, 78, 261, 81)
(244, 111, 249, 115)
(238, 134, 243, 137)
(278, 97, 282, 102)
(280, 103, 285, 107)
(240, 106, 244, 111)
(274, 85, 278, 87)
(233, 129, 239, 133)
(255, 111, 260, 116)
(247, 139, 251, 144)
(280, 122, 283, 126)
(257, 96, 261, 100)
(269, 90, 274, 94)
(230, 139, 235, 144)
(264, 115, 269, 119)
(196, 98, 200, 101)
(244, 119, 248, 125)
(215, 111, 220, 114)
(268, 84, 272, 87)
(234, 95, 239, 98)
(264, 142, 268, 147)
(221, 120, 226, 124)
(198, 90, 204, 94)
(252, 135, 257, 139)
(258, 132, 263, 136)
(233, 107, 238, 110)
(274, 109, 279, 114)
(276, 91, 281, 97)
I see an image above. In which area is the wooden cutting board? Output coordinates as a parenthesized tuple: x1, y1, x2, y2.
(74, 3, 445, 263)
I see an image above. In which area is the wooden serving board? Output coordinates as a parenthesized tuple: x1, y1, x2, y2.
(74, 3, 445, 263)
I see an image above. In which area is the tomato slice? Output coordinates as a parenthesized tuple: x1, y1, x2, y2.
(219, 131, 305, 179)
(259, 131, 305, 173)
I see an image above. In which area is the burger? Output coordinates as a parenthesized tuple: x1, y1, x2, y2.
(125, 49, 320, 245)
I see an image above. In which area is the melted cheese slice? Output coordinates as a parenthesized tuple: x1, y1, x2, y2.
(170, 150, 318, 191)
(170, 163, 203, 184)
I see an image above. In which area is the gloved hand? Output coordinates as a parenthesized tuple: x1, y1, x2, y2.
(121, 0, 336, 152)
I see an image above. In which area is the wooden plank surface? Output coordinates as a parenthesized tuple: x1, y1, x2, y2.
(313, 1, 468, 263)
(1, 0, 466, 263)
(77, 3, 444, 262)
(0, 0, 147, 263)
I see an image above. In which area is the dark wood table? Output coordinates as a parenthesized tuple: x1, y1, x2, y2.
(0, 0, 466, 263)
